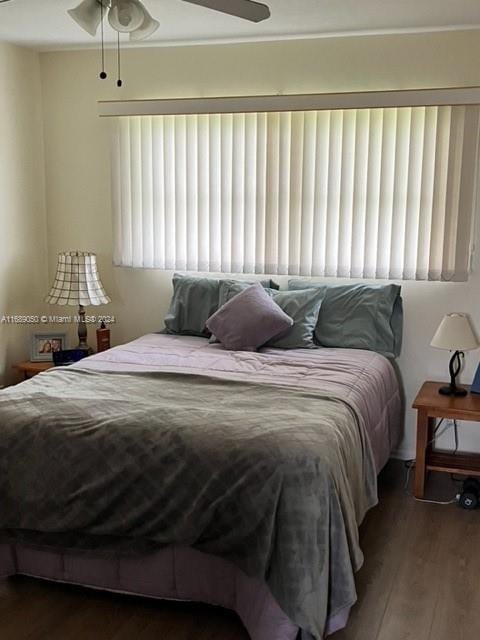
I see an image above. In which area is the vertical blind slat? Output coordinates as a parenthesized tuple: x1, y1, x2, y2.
(337, 109, 356, 278)
(311, 111, 330, 277)
(351, 109, 369, 279)
(389, 107, 411, 280)
(363, 108, 383, 279)
(163, 116, 176, 269)
(415, 107, 437, 280)
(209, 114, 221, 272)
(243, 113, 257, 274)
(231, 114, 246, 273)
(119, 118, 133, 267)
(443, 107, 465, 279)
(278, 112, 291, 274)
(377, 108, 397, 279)
(151, 117, 164, 268)
(130, 117, 143, 267)
(140, 117, 154, 268)
(254, 114, 267, 273)
(186, 115, 198, 271)
(197, 115, 210, 272)
(403, 107, 425, 280)
(112, 105, 479, 282)
(111, 119, 122, 266)
(288, 112, 305, 275)
(220, 114, 233, 273)
(265, 112, 280, 274)
(429, 107, 450, 280)
(455, 107, 480, 279)
(325, 110, 343, 276)
(299, 111, 317, 276)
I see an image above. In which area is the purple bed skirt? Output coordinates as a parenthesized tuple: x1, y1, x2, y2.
(0, 542, 350, 639)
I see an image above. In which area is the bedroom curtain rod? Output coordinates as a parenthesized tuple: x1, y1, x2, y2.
(98, 86, 480, 117)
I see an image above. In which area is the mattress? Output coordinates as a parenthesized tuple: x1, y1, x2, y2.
(0, 334, 402, 639)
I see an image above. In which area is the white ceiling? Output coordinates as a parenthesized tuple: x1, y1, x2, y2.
(0, 0, 480, 51)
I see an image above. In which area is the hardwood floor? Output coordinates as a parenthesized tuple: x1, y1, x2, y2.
(1, 461, 479, 640)
(335, 462, 480, 640)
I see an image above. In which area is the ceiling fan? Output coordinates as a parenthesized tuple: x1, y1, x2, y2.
(67, 0, 271, 86)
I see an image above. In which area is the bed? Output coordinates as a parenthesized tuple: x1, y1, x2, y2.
(0, 333, 402, 640)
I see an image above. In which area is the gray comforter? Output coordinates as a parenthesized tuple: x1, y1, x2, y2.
(0, 337, 386, 639)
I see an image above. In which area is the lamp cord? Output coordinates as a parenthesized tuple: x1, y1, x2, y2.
(403, 417, 459, 505)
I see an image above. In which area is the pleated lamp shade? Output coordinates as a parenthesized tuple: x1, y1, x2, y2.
(46, 252, 110, 307)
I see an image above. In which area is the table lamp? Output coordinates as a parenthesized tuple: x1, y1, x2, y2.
(45, 251, 110, 352)
(430, 313, 479, 396)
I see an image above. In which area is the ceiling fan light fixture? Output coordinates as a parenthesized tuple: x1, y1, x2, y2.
(129, 8, 160, 41)
(68, 0, 106, 37)
(108, 0, 145, 33)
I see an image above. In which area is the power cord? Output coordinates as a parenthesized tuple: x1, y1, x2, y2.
(453, 419, 459, 455)
(403, 418, 459, 505)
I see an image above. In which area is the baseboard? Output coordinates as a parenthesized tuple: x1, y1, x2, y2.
(391, 447, 415, 461)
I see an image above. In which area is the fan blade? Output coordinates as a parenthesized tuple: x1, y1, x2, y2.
(182, 0, 270, 23)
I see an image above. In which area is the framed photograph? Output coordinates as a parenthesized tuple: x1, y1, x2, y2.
(31, 333, 67, 362)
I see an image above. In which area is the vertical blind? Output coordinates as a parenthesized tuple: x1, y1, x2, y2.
(111, 105, 480, 281)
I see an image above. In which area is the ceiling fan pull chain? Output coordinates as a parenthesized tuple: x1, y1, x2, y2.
(117, 31, 123, 88)
(99, 0, 107, 80)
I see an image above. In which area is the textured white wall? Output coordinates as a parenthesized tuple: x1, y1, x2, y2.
(0, 43, 48, 386)
(39, 30, 480, 458)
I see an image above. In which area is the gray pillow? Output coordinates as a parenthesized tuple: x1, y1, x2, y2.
(288, 280, 403, 358)
(267, 288, 323, 349)
(217, 279, 276, 307)
(217, 280, 323, 349)
(206, 283, 293, 351)
(164, 274, 279, 337)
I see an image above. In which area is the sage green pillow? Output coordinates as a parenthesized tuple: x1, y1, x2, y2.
(288, 280, 403, 358)
(217, 280, 323, 349)
(164, 274, 279, 337)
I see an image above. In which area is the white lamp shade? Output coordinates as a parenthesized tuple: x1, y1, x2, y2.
(108, 0, 145, 32)
(68, 0, 105, 37)
(430, 313, 479, 351)
(46, 252, 110, 307)
(129, 7, 160, 40)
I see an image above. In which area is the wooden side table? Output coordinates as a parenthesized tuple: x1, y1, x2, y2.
(412, 381, 480, 498)
(14, 361, 55, 381)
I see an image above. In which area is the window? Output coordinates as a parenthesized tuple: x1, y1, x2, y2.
(111, 105, 479, 281)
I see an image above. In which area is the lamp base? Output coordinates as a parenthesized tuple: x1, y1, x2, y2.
(78, 304, 89, 353)
(438, 385, 468, 397)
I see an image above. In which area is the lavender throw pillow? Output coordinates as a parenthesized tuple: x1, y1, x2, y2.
(206, 283, 294, 351)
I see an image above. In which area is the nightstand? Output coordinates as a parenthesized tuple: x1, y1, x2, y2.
(14, 361, 55, 381)
(412, 381, 480, 498)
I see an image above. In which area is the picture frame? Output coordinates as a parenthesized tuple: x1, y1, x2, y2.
(471, 362, 480, 394)
(31, 333, 68, 362)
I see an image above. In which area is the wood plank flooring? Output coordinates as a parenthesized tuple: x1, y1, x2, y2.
(1, 461, 478, 640)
